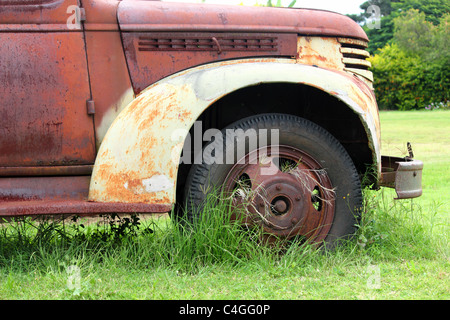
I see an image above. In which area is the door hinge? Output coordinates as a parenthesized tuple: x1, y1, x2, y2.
(86, 100, 95, 115)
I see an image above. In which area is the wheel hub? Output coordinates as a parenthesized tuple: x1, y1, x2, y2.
(271, 197, 289, 215)
(225, 145, 335, 244)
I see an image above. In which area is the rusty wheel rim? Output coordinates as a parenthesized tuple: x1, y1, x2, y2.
(224, 145, 335, 244)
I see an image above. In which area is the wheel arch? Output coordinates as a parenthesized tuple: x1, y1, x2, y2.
(88, 59, 380, 206)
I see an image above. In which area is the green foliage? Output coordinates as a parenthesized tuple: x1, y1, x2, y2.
(364, 14, 396, 55)
(349, 0, 450, 55)
(367, 5, 449, 110)
(392, 0, 450, 26)
(266, 0, 297, 7)
(393, 9, 448, 62)
(369, 43, 449, 110)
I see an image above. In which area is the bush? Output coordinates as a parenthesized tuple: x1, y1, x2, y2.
(369, 44, 448, 110)
(369, 9, 449, 110)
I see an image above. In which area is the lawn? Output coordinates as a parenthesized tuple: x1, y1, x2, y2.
(0, 110, 449, 301)
(380, 110, 450, 214)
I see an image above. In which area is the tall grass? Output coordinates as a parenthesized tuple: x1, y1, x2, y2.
(356, 188, 447, 259)
(0, 185, 447, 299)
(1, 187, 445, 271)
(0, 191, 273, 274)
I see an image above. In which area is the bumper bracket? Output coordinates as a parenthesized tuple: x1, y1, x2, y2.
(379, 155, 423, 199)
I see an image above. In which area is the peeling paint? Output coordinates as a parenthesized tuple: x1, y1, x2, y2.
(296, 37, 345, 70)
(124, 175, 172, 194)
(142, 175, 172, 193)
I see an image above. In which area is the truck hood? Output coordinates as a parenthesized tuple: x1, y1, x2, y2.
(118, 1, 368, 41)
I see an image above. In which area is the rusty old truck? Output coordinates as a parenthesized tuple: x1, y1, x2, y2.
(0, 0, 423, 246)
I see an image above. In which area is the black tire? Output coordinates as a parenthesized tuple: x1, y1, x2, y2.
(182, 114, 362, 248)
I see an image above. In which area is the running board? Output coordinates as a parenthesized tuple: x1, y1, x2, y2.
(0, 175, 172, 217)
(0, 200, 172, 217)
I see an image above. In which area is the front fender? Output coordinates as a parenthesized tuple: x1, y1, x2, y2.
(88, 58, 380, 204)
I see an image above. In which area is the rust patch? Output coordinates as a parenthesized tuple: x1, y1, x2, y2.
(0, 32, 95, 167)
(296, 37, 345, 70)
(0, 176, 91, 202)
(0, 201, 171, 217)
(92, 162, 173, 204)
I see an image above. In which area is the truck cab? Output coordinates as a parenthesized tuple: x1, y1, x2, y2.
(0, 0, 422, 247)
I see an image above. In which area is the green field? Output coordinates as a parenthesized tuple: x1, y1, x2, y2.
(1, 110, 449, 300)
(380, 111, 450, 214)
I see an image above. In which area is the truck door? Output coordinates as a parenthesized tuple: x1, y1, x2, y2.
(0, 0, 95, 168)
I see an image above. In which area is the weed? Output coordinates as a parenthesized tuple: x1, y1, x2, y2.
(70, 213, 150, 244)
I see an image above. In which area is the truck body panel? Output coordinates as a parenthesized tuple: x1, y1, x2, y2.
(0, 0, 422, 217)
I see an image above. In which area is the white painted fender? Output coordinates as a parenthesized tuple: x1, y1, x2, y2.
(88, 58, 380, 204)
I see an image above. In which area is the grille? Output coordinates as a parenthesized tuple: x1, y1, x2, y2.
(338, 38, 373, 83)
(138, 34, 278, 52)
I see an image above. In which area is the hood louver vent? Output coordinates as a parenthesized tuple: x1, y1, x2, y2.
(138, 34, 278, 52)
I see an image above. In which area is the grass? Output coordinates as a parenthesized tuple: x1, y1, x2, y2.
(0, 110, 449, 300)
(380, 110, 450, 214)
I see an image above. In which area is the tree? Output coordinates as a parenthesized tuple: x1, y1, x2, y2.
(348, 0, 450, 54)
(369, 10, 449, 110)
(349, 0, 399, 54)
(369, 43, 425, 110)
(394, 9, 434, 57)
(392, 0, 450, 25)
(394, 9, 450, 65)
